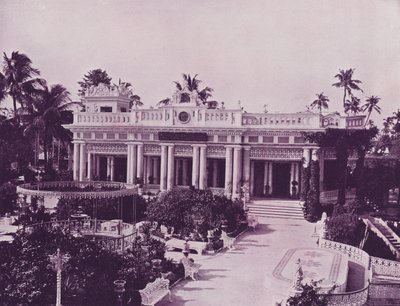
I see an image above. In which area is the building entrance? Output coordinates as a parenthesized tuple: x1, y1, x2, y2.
(253, 161, 266, 197)
(272, 163, 291, 197)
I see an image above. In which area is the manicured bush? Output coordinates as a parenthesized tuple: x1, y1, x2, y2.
(326, 213, 365, 246)
(146, 189, 245, 238)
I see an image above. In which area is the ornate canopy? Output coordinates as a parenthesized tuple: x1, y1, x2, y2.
(16, 181, 137, 199)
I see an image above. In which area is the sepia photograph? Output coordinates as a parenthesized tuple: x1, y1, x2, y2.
(0, 1, 400, 305)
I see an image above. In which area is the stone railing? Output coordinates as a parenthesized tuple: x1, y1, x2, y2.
(74, 112, 131, 125)
(208, 187, 225, 197)
(323, 286, 369, 306)
(242, 112, 321, 129)
(319, 238, 370, 267)
(370, 256, 400, 278)
(24, 219, 136, 253)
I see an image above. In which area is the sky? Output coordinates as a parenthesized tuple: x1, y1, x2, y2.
(1, 0, 399, 125)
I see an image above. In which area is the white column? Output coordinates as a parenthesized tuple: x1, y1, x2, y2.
(263, 162, 269, 195)
(167, 145, 174, 190)
(295, 162, 300, 196)
(126, 145, 131, 184)
(154, 157, 160, 184)
(290, 163, 295, 196)
(182, 159, 189, 186)
(175, 159, 180, 185)
(131, 144, 137, 184)
(79, 143, 86, 181)
(137, 144, 144, 181)
(224, 146, 233, 193)
(243, 147, 250, 188)
(160, 145, 168, 191)
(110, 157, 115, 181)
(199, 145, 207, 189)
(268, 162, 273, 195)
(250, 161, 255, 196)
(212, 160, 218, 187)
(73, 142, 80, 181)
(192, 145, 200, 188)
(95, 155, 100, 179)
(232, 146, 242, 197)
(87, 152, 92, 180)
(146, 156, 152, 184)
(303, 148, 311, 167)
(106, 157, 111, 179)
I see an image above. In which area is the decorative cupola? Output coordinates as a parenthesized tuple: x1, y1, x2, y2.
(82, 83, 131, 113)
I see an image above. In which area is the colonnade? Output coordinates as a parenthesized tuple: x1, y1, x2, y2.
(73, 141, 321, 197)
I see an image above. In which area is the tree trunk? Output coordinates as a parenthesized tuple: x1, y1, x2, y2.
(355, 148, 366, 205)
(364, 112, 371, 127)
(336, 148, 349, 207)
(343, 88, 347, 109)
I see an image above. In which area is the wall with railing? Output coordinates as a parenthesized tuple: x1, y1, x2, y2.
(24, 219, 136, 253)
(318, 238, 400, 305)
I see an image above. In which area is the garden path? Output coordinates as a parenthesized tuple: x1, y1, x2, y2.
(158, 217, 317, 306)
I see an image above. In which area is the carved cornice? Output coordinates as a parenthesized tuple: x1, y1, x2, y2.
(250, 147, 303, 159)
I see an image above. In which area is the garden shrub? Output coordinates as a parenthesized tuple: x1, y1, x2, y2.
(0, 227, 170, 306)
(326, 213, 365, 246)
(146, 189, 245, 238)
(305, 160, 321, 222)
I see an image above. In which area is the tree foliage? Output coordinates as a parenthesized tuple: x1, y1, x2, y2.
(326, 213, 365, 246)
(0, 227, 168, 305)
(146, 189, 245, 237)
(78, 69, 112, 97)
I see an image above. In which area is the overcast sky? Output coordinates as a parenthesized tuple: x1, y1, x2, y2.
(1, 0, 399, 124)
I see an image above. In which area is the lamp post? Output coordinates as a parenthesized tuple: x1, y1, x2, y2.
(48, 248, 70, 306)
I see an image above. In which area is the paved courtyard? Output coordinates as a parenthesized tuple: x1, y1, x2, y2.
(159, 217, 316, 306)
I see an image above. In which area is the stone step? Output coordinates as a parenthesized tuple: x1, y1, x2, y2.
(367, 298, 400, 305)
(247, 200, 305, 220)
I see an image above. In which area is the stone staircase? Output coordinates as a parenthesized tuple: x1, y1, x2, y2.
(367, 298, 400, 305)
(247, 199, 305, 220)
(367, 218, 400, 260)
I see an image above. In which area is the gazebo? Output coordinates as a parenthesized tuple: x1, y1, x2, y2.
(16, 181, 139, 252)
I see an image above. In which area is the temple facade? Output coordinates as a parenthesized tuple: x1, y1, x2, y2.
(65, 83, 365, 198)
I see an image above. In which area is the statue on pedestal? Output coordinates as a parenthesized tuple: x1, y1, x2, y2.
(292, 258, 304, 291)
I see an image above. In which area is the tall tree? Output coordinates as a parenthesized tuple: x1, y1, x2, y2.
(23, 84, 78, 170)
(362, 95, 381, 127)
(78, 69, 112, 97)
(158, 73, 215, 107)
(344, 95, 361, 116)
(332, 69, 363, 109)
(310, 92, 329, 114)
(2, 51, 44, 117)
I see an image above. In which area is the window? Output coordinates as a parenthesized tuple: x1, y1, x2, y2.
(106, 133, 115, 139)
(120, 107, 127, 112)
(248, 136, 259, 143)
(119, 133, 127, 140)
(278, 136, 289, 143)
(263, 136, 274, 143)
(218, 135, 228, 142)
(100, 106, 113, 112)
(207, 135, 215, 142)
(95, 133, 103, 139)
(294, 136, 305, 143)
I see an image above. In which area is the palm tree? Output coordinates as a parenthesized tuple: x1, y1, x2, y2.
(2, 51, 45, 117)
(23, 84, 79, 169)
(310, 92, 329, 114)
(344, 95, 361, 115)
(175, 74, 214, 105)
(332, 69, 363, 109)
(362, 95, 381, 127)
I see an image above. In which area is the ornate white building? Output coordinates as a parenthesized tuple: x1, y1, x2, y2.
(65, 83, 365, 198)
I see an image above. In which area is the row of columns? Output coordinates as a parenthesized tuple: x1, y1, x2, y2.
(73, 141, 320, 196)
